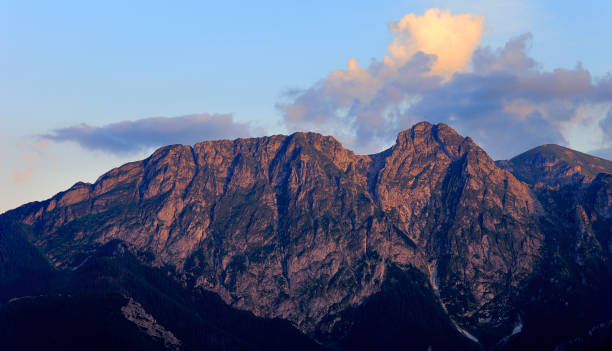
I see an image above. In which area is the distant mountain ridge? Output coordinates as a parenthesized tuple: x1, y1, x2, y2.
(1, 122, 611, 350)
(496, 143, 612, 186)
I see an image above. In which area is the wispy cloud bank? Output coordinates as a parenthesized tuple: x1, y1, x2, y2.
(600, 110, 612, 144)
(279, 9, 612, 159)
(42, 113, 254, 154)
(594, 111, 612, 159)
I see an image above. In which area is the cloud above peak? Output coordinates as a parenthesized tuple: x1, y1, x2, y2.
(280, 9, 612, 159)
(42, 113, 254, 154)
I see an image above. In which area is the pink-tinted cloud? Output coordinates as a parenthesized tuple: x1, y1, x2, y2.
(12, 140, 48, 184)
(386, 8, 484, 78)
(13, 167, 34, 184)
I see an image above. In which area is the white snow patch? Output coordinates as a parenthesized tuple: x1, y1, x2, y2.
(492, 316, 523, 350)
(510, 318, 523, 336)
(71, 256, 90, 271)
(452, 320, 480, 343)
(428, 261, 480, 345)
(431, 263, 439, 291)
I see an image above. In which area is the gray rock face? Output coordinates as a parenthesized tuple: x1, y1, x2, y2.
(4, 121, 611, 347)
(121, 298, 182, 351)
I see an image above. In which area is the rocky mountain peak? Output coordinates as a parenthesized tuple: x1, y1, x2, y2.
(393, 122, 483, 162)
(3, 122, 612, 350)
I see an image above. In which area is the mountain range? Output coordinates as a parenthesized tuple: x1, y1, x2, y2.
(1, 121, 611, 350)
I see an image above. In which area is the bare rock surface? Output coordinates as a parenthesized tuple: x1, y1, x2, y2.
(121, 298, 182, 351)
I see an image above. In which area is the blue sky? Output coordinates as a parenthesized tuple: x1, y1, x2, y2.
(1, 0, 612, 212)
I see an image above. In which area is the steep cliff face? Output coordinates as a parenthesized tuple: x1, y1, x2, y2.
(1, 122, 548, 347)
(374, 123, 542, 333)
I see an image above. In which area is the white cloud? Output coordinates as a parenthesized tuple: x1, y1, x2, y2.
(385, 8, 484, 78)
